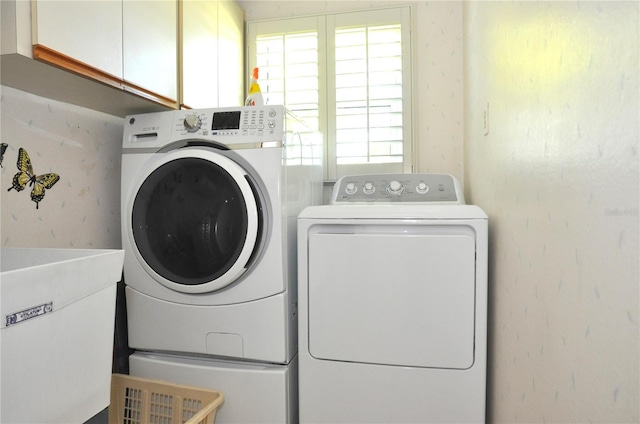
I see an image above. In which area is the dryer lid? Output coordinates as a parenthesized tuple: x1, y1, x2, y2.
(298, 204, 488, 220)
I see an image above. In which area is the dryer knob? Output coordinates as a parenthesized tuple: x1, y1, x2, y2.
(416, 182, 429, 194)
(345, 182, 357, 195)
(183, 114, 202, 132)
(363, 182, 375, 194)
(386, 180, 405, 196)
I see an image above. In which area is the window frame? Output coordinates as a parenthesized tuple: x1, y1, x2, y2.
(246, 6, 413, 180)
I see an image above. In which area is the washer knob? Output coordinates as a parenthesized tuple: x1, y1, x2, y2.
(416, 182, 429, 194)
(183, 114, 202, 132)
(386, 180, 405, 195)
(345, 182, 357, 194)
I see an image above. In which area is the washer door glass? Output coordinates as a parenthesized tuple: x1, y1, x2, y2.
(130, 151, 261, 293)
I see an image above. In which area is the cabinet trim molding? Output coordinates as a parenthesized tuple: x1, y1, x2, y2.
(33, 44, 178, 110)
(33, 44, 123, 90)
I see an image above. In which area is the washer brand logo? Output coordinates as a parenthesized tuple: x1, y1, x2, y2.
(5, 302, 53, 327)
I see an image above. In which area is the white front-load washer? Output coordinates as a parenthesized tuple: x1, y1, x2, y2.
(298, 174, 488, 423)
(121, 105, 321, 423)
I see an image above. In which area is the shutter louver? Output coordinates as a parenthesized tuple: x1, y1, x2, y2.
(335, 24, 403, 165)
(256, 32, 320, 131)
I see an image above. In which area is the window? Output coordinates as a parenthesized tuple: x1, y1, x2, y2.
(247, 7, 412, 180)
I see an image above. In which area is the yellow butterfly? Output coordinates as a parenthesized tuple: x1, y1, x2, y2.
(7, 148, 60, 209)
(0, 143, 7, 168)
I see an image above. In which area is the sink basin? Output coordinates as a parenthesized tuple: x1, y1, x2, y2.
(1, 248, 124, 423)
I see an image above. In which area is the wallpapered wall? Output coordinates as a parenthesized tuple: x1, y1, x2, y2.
(464, 2, 639, 422)
(1, 85, 124, 249)
(3, 2, 637, 422)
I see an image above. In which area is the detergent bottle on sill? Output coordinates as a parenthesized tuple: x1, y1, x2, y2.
(245, 67, 264, 106)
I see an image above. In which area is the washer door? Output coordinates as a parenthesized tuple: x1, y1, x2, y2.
(127, 148, 263, 294)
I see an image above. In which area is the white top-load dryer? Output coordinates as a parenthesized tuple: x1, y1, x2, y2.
(298, 174, 488, 423)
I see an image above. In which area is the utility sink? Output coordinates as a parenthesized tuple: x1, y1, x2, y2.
(0, 248, 124, 423)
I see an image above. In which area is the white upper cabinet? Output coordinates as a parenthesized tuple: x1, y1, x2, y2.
(181, 0, 218, 108)
(123, 0, 178, 104)
(0, 0, 244, 116)
(33, 0, 123, 79)
(216, 0, 244, 107)
(181, 0, 244, 109)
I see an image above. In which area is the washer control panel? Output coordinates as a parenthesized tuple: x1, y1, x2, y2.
(332, 174, 462, 204)
(123, 105, 292, 150)
(174, 105, 284, 140)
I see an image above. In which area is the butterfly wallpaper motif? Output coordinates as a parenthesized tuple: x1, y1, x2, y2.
(0, 143, 7, 167)
(1, 86, 123, 248)
(7, 147, 60, 209)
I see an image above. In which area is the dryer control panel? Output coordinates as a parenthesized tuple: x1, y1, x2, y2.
(331, 173, 464, 204)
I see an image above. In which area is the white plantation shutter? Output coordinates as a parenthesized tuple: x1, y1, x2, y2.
(248, 7, 412, 179)
(333, 23, 404, 165)
(256, 31, 320, 130)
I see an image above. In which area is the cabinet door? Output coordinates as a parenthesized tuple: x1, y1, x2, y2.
(181, 0, 218, 108)
(33, 0, 122, 79)
(181, 0, 244, 109)
(123, 0, 178, 104)
(217, 0, 244, 107)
